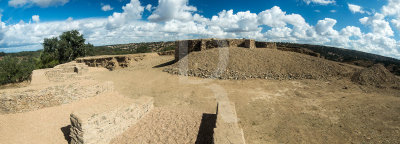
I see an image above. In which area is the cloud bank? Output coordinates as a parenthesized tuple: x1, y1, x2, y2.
(0, 0, 399, 58)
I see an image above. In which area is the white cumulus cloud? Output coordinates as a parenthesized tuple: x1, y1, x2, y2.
(32, 15, 40, 23)
(303, 0, 335, 5)
(382, 0, 400, 17)
(348, 3, 365, 14)
(102, 4, 114, 11)
(148, 0, 197, 22)
(106, 0, 144, 29)
(359, 13, 394, 37)
(146, 4, 152, 11)
(9, 0, 69, 7)
(391, 19, 400, 31)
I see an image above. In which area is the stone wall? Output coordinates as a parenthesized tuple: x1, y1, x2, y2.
(31, 62, 89, 85)
(213, 102, 246, 144)
(175, 39, 276, 61)
(255, 41, 277, 49)
(70, 96, 153, 144)
(0, 81, 113, 114)
(76, 54, 156, 70)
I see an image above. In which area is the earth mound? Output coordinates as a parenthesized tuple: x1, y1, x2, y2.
(351, 64, 400, 89)
(164, 47, 359, 80)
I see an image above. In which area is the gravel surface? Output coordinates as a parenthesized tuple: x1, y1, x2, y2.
(352, 64, 400, 89)
(164, 47, 360, 80)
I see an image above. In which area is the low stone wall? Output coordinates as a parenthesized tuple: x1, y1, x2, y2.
(76, 54, 155, 70)
(175, 39, 276, 61)
(31, 62, 89, 85)
(0, 81, 113, 114)
(213, 102, 246, 144)
(69, 96, 153, 144)
(255, 41, 277, 49)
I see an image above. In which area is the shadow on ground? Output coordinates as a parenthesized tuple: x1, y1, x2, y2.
(61, 125, 71, 143)
(195, 113, 217, 144)
(153, 60, 176, 68)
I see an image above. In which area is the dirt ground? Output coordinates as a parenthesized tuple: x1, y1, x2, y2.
(91, 54, 400, 143)
(0, 53, 399, 143)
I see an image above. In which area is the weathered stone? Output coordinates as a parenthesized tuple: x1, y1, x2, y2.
(31, 62, 89, 85)
(244, 39, 255, 49)
(0, 80, 114, 114)
(213, 102, 246, 144)
(76, 53, 156, 70)
(174, 38, 258, 61)
(255, 41, 277, 49)
(69, 96, 153, 144)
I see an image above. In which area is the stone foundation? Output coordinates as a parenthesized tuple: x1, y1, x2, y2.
(213, 102, 246, 144)
(0, 81, 113, 114)
(76, 54, 156, 70)
(255, 41, 277, 49)
(31, 62, 89, 85)
(175, 38, 276, 61)
(69, 96, 153, 144)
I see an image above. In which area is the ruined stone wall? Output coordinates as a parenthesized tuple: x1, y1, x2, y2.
(175, 39, 259, 61)
(0, 61, 115, 114)
(31, 62, 89, 85)
(213, 102, 246, 144)
(255, 41, 277, 49)
(70, 96, 153, 144)
(76, 54, 155, 71)
(0, 80, 113, 114)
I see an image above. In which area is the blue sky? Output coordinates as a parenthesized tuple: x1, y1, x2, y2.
(0, 0, 399, 59)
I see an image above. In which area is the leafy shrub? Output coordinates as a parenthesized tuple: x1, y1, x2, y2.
(136, 46, 151, 53)
(0, 56, 36, 85)
(160, 45, 176, 52)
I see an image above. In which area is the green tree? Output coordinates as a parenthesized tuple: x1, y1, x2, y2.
(39, 30, 93, 68)
(136, 46, 150, 53)
(0, 56, 35, 84)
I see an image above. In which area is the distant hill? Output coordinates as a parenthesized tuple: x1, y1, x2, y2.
(276, 43, 400, 76)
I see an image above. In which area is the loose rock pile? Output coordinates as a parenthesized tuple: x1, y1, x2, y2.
(164, 47, 358, 80)
(352, 64, 400, 89)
